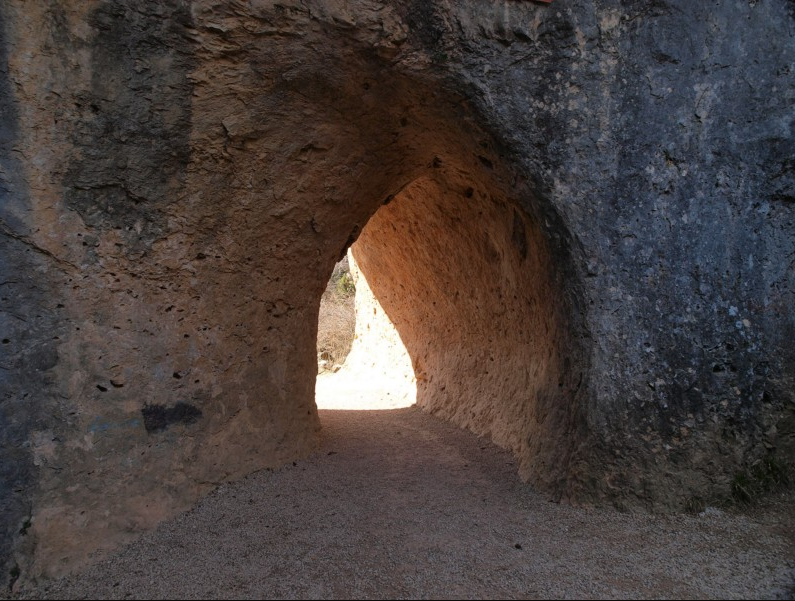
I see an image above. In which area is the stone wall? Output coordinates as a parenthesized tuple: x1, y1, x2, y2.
(0, 0, 792, 585)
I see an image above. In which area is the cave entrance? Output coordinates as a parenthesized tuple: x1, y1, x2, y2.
(315, 252, 416, 411)
(314, 171, 580, 482)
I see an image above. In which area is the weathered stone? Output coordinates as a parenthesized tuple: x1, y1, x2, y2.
(0, 0, 792, 586)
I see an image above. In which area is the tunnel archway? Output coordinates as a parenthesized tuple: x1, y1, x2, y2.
(313, 139, 589, 490)
(175, 11, 591, 495)
(7, 1, 794, 585)
(5, 5, 594, 579)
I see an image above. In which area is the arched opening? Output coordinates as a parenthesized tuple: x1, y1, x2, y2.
(315, 251, 416, 410)
(8, 9, 593, 578)
(178, 7, 591, 504)
(16, 1, 795, 584)
(314, 151, 586, 487)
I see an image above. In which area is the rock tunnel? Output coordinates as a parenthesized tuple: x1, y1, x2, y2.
(1, 0, 794, 586)
(336, 172, 586, 486)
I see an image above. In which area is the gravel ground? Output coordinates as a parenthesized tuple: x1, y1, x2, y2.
(10, 405, 795, 600)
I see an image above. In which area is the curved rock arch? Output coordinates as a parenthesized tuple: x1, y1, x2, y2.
(343, 168, 588, 492)
(2, 0, 793, 584)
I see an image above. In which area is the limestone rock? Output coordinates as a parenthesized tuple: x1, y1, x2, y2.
(0, 0, 793, 585)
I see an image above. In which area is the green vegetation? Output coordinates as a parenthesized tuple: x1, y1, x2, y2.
(336, 271, 355, 296)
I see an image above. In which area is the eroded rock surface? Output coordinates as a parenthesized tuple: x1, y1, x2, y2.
(0, 0, 793, 586)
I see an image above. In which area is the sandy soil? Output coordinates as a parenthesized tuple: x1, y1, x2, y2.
(10, 373, 795, 600)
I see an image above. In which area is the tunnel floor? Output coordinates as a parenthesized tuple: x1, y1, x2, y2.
(15, 408, 793, 600)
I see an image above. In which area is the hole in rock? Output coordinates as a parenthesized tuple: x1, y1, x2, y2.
(314, 170, 580, 484)
(315, 254, 416, 411)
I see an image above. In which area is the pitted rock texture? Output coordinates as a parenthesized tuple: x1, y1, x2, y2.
(351, 175, 583, 487)
(0, 0, 793, 586)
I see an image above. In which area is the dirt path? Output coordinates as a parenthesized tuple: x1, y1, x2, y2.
(13, 400, 794, 600)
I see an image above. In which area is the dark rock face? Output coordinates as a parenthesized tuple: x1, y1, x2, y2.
(0, 6, 67, 585)
(592, 1, 795, 507)
(0, 0, 792, 585)
(64, 1, 195, 251)
(0, 8, 31, 581)
(459, 0, 795, 508)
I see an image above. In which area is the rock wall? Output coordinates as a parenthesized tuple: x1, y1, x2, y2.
(351, 175, 585, 489)
(0, 0, 792, 585)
